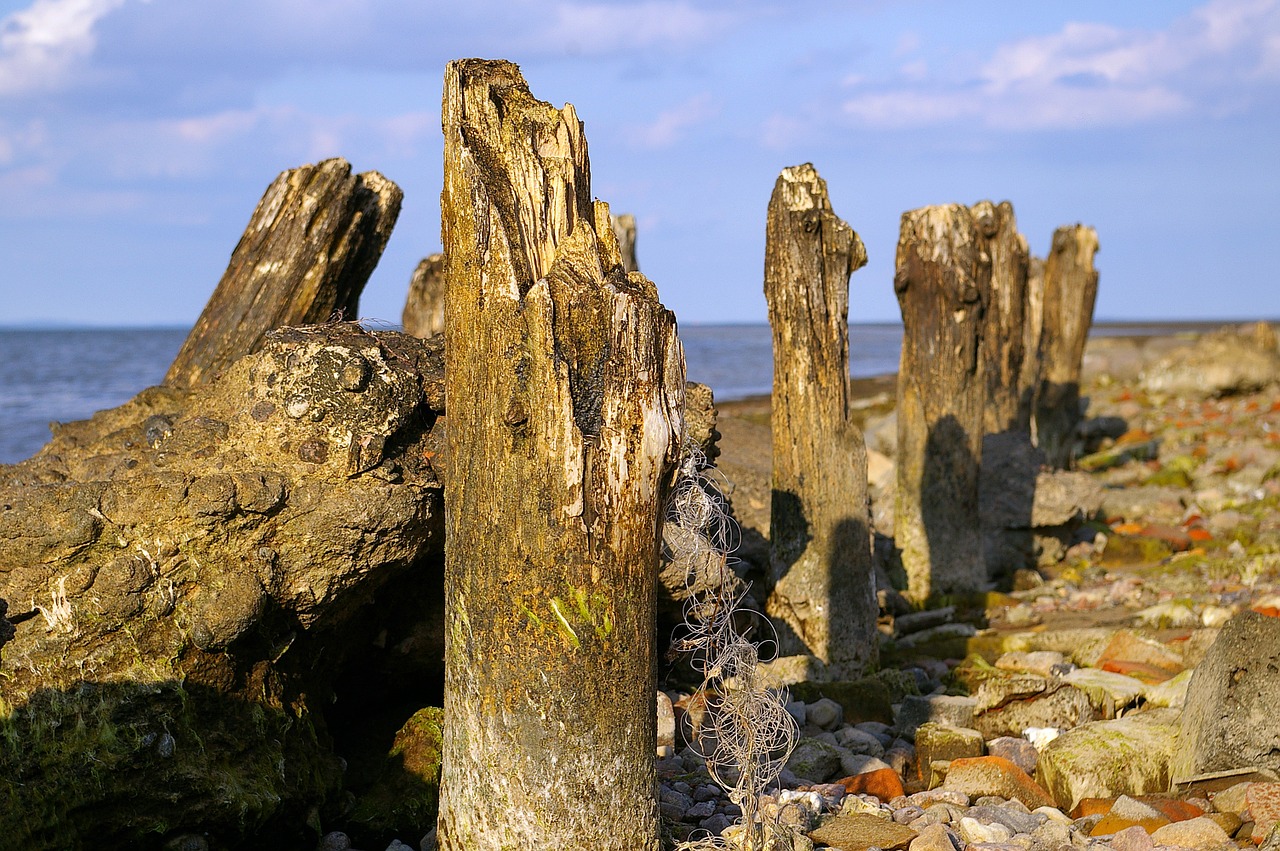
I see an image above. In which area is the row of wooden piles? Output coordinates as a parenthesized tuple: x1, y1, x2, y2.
(155, 59, 1096, 851)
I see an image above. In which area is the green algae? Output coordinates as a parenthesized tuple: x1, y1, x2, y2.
(0, 679, 339, 849)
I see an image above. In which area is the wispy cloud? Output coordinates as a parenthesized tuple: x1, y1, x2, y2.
(630, 93, 718, 149)
(537, 1, 734, 53)
(0, 0, 127, 96)
(838, 0, 1280, 131)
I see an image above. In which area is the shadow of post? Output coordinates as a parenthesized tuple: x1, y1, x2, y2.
(919, 414, 984, 598)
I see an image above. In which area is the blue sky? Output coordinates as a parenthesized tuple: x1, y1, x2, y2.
(1, 0, 1278, 327)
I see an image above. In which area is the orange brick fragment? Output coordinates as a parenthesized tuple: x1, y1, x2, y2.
(838, 767, 905, 802)
(1090, 815, 1171, 836)
(1072, 798, 1115, 819)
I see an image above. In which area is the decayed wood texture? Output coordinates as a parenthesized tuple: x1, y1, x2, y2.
(893, 205, 991, 600)
(401, 252, 445, 337)
(1019, 255, 1047, 435)
(1035, 225, 1100, 468)
(611, 213, 639, 272)
(164, 159, 401, 388)
(436, 59, 682, 851)
(971, 200, 1031, 434)
(762, 163, 877, 679)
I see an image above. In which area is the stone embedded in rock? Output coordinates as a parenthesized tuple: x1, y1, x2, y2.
(1174, 612, 1280, 783)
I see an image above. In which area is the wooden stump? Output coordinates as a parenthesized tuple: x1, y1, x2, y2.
(611, 213, 639, 272)
(402, 252, 445, 337)
(1035, 225, 1100, 468)
(971, 200, 1031, 434)
(893, 204, 990, 600)
(164, 159, 401, 388)
(436, 59, 682, 851)
(762, 163, 877, 679)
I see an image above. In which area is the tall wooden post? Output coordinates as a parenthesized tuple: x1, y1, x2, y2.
(1019, 255, 1046, 435)
(436, 60, 682, 851)
(611, 213, 640, 272)
(893, 205, 991, 600)
(164, 159, 401, 388)
(763, 164, 877, 678)
(402, 253, 446, 338)
(1035, 225, 1100, 468)
(971, 200, 1031, 434)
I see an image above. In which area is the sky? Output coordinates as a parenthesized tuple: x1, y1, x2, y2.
(1, 0, 1278, 328)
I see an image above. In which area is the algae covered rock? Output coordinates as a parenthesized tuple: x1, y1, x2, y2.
(1036, 707, 1181, 810)
(0, 324, 447, 847)
(348, 706, 444, 846)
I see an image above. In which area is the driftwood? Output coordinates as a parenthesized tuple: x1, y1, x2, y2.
(762, 163, 877, 678)
(402, 252, 446, 338)
(164, 159, 401, 388)
(1036, 225, 1100, 468)
(436, 59, 681, 851)
(971, 200, 1031, 434)
(894, 204, 991, 599)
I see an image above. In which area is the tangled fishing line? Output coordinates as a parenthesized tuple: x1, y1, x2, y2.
(664, 447, 801, 851)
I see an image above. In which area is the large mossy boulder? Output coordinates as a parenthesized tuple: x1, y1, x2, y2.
(0, 324, 447, 848)
(1036, 707, 1181, 810)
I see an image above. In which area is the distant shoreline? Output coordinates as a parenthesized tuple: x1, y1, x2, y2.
(0, 318, 1274, 333)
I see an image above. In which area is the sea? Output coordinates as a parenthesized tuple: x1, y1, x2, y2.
(0, 321, 1226, 465)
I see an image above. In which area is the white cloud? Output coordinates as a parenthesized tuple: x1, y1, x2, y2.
(0, 0, 127, 96)
(630, 93, 717, 149)
(840, 0, 1280, 131)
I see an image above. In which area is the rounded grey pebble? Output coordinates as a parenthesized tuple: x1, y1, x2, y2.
(700, 814, 733, 835)
(319, 832, 352, 851)
(693, 784, 721, 802)
(894, 805, 925, 824)
(686, 800, 716, 820)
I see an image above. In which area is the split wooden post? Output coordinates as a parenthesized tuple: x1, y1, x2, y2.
(435, 59, 683, 851)
(971, 200, 1031, 434)
(1035, 225, 1100, 468)
(893, 204, 991, 600)
(164, 158, 401, 388)
(1019, 255, 1047, 433)
(401, 252, 446, 338)
(611, 213, 639, 272)
(763, 163, 877, 678)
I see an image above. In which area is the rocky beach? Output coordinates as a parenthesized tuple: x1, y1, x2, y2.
(649, 321, 1280, 851)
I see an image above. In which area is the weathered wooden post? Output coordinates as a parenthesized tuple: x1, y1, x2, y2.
(401, 252, 445, 337)
(1035, 225, 1100, 468)
(971, 200, 1031, 434)
(1019, 255, 1046, 433)
(164, 158, 401, 387)
(763, 163, 877, 678)
(894, 205, 991, 600)
(435, 60, 683, 851)
(611, 213, 639, 272)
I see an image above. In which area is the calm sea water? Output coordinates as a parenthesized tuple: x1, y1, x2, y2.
(0, 321, 1211, 465)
